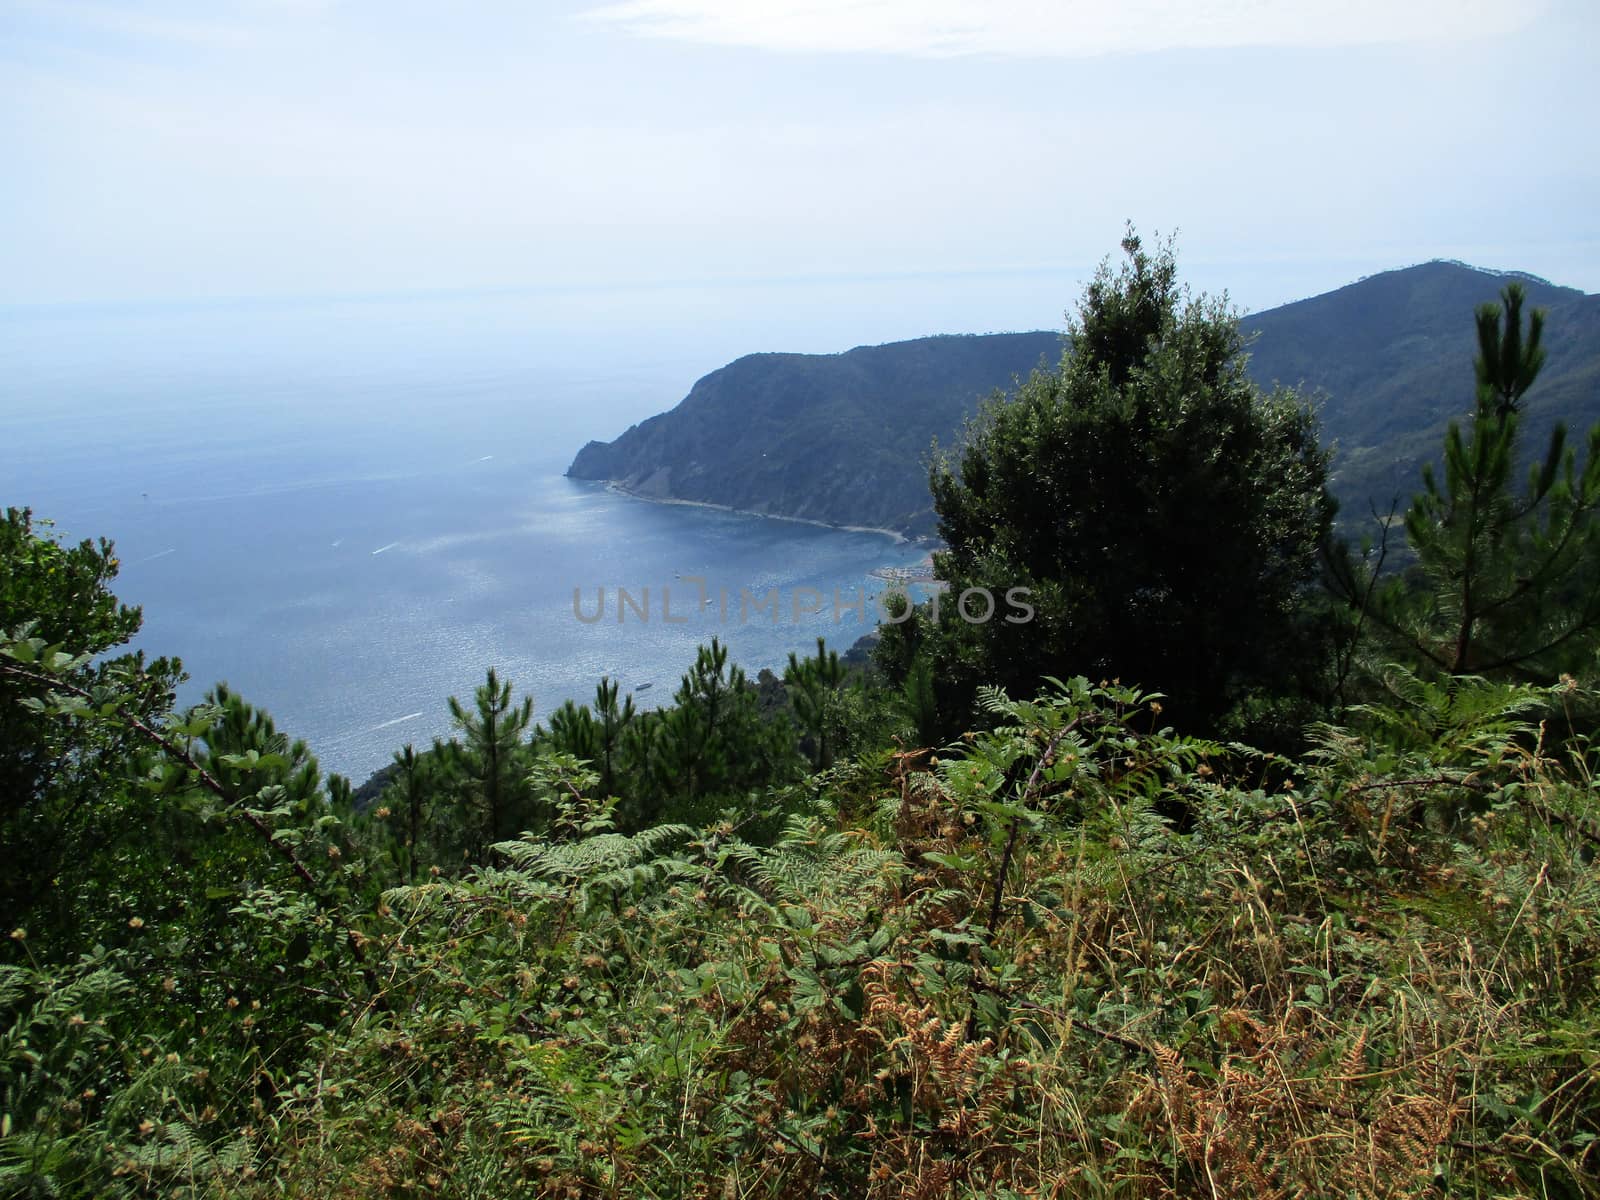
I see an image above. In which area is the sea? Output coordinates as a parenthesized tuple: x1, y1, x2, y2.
(0, 281, 970, 782)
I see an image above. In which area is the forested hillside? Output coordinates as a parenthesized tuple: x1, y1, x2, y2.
(1245, 261, 1599, 521)
(567, 333, 1060, 536)
(568, 261, 1600, 537)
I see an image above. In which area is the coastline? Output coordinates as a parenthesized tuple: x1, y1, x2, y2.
(597, 480, 915, 545)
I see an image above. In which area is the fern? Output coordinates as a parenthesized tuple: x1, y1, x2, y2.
(722, 812, 901, 907)
(493, 823, 694, 880)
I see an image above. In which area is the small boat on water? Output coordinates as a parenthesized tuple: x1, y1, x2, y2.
(635, 682, 654, 691)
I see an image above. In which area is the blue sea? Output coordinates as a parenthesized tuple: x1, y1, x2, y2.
(0, 284, 953, 781)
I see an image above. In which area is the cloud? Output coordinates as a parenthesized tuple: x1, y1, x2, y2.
(578, 0, 1544, 58)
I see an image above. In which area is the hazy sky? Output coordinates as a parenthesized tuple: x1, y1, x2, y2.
(3, 0, 1595, 320)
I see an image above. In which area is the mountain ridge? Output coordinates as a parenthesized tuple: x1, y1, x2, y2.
(567, 261, 1599, 537)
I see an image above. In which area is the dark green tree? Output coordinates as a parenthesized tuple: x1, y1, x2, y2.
(439, 667, 536, 859)
(651, 639, 740, 807)
(1348, 283, 1600, 679)
(784, 637, 848, 770)
(541, 699, 599, 764)
(0, 508, 184, 941)
(380, 743, 436, 883)
(898, 655, 942, 748)
(193, 682, 334, 816)
(535, 676, 636, 801)
(922, 231, 1334, 731)
(633, 639, 795, 826)
(591, 677, 637, 799)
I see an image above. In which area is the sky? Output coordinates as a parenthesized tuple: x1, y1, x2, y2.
(2, 0, 1596, 328)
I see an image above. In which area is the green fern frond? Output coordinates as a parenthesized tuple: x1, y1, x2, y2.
(494, 823, 695, 881)
(723, 813, 901, 907)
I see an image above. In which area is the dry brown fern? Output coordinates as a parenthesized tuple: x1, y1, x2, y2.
(857, 963, 1034, 1197)
(1144, 1013, 1459, 1200)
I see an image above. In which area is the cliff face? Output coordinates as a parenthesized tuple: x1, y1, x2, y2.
(568, 264, 1600, 536)
(566, 333, 1062, 536)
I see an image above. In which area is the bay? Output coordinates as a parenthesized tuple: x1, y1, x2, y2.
(0, 286, 936, 780)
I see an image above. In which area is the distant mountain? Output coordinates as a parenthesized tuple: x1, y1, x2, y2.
(1241, 262, 1598, 523)
(566, 332, 1060, 536)
(567, 262, 1600, 537)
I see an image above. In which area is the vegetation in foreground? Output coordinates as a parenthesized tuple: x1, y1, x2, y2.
(3, 645, 1597, 1197)
(2, 231, 1597, 1197)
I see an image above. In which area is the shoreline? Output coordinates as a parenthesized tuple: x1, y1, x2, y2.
(595, 480, 917, 545)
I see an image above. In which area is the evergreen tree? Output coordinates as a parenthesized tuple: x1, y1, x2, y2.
(784, 637, 847, 770)
(536, 676, 637, 801)
(1349, 283, 1600, 679)
(531, 686, 630, 830)
(591, 676, 636, 799)
(542, 699, 599, 765)
(898, 655, 942, 748)
(195, 682, 330, 816)
(638, 639, 794, 825)
(651, 640, 741, 807)
(618, 711, 666, 828)
(439, 668, 536, 859)
(381, 743, 435, 883)
(922, 230, 1333, 732)
(0, 507, 185, 942)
